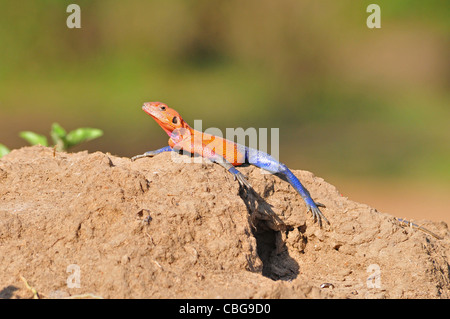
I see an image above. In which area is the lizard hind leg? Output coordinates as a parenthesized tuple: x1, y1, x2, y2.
(282, 167, 330, 227)
(247, 148, 330, 227)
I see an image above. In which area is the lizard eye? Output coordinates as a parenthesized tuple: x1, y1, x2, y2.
(172, 117, 178, 124)
(160, 105, 166, 111)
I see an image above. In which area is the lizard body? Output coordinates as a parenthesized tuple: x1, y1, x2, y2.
(132, 102, 329, 226)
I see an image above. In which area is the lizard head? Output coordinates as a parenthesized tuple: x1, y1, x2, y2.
(142, 102, 189, 136)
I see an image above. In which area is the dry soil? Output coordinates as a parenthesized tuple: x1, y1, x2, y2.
(0, 146, 449, 298)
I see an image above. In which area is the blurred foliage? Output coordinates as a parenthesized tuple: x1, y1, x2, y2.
(0, 0, 449, 182)
(0, 123, 103, 156)
(49, 123, 103, 151)
(19, 131, 48, 147)
(0, 144, 10, 158)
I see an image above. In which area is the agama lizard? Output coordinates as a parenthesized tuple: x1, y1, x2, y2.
(132, 102, 329, 227)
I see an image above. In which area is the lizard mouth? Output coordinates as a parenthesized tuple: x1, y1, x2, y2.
(143, 104, 163, 120)
(142, 104, 173, 136)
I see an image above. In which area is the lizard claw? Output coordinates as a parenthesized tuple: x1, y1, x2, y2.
(234, 171, 252, 189)
(306, 202, 330, 228)
(227, 166, 252, 189)
(131, 151, 158, 161)
(131, 155, 143, 161)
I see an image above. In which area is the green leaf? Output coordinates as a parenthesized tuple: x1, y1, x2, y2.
(65, 128, 103, 149)
(19, 131, 48, 147)
(51, 123, 67, 140)
(0, 143, 10, 158)
(50, 123, 67, 151)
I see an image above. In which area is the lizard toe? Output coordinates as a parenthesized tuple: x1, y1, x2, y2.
(236, 172, 252, 189)
(306, 204, 330, 228)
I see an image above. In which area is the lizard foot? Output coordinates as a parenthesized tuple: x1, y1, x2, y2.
(227, 167, 252, 189)
(306, 202, 330, 228)
(233, 171, 252, 189)
(131, 151, 158, 161)
(131, 154, 145, 161)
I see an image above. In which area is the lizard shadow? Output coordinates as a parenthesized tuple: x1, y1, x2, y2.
(174, 153, 301, 280)
(0, 285, 19, 299)
(238, 184, 300, 281)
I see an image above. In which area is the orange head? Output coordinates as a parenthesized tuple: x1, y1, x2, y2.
(142, 102, 190, 136)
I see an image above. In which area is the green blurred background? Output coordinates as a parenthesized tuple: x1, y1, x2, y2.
(1, 1, 449, 222)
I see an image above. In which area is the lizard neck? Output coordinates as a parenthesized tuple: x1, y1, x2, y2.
(183, 123, 195, 135)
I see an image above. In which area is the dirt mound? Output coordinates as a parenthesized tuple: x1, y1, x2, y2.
(0, 146, 449, 298)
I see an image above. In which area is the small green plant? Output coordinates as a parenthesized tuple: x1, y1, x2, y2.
(0, 143, 10, 158)
(0, 123, 103, 158)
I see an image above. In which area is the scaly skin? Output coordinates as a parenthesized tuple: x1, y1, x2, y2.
(132, 101, 329, 227)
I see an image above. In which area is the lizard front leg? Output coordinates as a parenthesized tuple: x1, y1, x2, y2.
(131, 146, 173, 161)
(212, 156, 252, 189)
